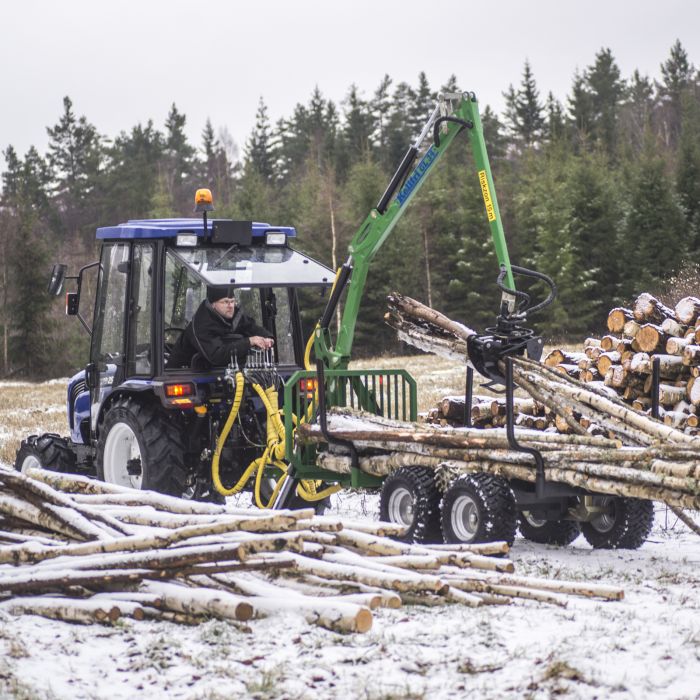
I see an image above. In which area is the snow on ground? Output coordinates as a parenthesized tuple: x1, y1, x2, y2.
(0, 489, 698, 700)
(1, 365, 699, 699)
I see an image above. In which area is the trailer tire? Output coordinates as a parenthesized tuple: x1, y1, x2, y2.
(97, 395, 189, 497)
(15, 434, 76, 474)
(379, 466, 442, 544)
(441, 473, 517, 546)
(518, 512, 581, 546)
(580, 496, 654, 550)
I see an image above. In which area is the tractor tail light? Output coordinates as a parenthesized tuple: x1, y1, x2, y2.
(299, 377, 317, 400)
(165, 383, 194, 398)
(299, 378, 318, 392)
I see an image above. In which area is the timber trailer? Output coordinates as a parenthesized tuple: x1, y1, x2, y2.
(15, 92, 654, 549)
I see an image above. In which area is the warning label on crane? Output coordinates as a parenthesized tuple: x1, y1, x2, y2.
(478, 170, 496, 222)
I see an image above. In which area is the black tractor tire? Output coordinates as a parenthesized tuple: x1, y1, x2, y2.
(518, 512, 581, 546)
(379, 466, 443, 544)
(441, 473, 517, 546)
(14, 434, 76, 474)
(96, 395, 189, 497)
(580, 496, 654, 550)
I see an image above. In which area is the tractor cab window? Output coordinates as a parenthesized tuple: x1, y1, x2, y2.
(127, 244, 154, 376)
(164, 250, 207, 341)
(164, 250, 298, 368)
(91, 243, 130, 372)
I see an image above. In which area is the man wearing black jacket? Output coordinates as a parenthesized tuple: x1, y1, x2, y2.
(167, 287, 273, 369)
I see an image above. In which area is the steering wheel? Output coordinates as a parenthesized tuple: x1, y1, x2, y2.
(164, 326, 185, 343)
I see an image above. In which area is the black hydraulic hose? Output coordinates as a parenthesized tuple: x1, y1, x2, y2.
(432, 116, 473, 147)
(376, 146, 418, 214)
(319, 263, 352, 330)
(497, 264, 557, 317)
(496, 265, 531, 312)
(511, 265, 557, 315)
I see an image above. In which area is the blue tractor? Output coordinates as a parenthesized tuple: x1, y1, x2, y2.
(15, 190, 334, 504)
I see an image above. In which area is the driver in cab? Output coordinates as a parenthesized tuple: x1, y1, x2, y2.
(167, 286, 273, 369)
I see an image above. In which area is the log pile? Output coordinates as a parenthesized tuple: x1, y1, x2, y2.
(543, 294, 700, 434)
(0, 467, 623, 631)
(384, 292, 700, 527)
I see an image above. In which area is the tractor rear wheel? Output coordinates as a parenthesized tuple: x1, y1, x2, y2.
(518, 512, 581, 546)
(441, 473, 517, 546)
(580, 496, 654, 549)
(14, 434, 76, 474)
(97, 396, 189, 497)
(379, 466, 442, 544)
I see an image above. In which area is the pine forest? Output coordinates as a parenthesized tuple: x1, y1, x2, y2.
(1, 41, 699, 379)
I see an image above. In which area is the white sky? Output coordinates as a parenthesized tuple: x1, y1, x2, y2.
(1, 0, 698, 162)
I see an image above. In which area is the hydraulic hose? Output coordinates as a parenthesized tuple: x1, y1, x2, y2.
(211, 372, 251, 496)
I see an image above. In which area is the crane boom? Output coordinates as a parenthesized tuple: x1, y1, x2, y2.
(313, 92, 517, 371)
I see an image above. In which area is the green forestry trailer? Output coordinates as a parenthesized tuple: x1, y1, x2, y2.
(15, 92, 654, 549)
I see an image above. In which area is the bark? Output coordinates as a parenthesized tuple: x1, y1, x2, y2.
(633, 293, 676, 324)
(0, 596, 122, 624)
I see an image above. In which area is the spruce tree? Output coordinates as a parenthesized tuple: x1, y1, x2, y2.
(245, 98, 276, 181)
(676, 94, 700, 257)
(620, 70, 654, 156)
(342, 85, 373, 165)
(658, 40, 695, 145)
(623, 148, 686, 294)
(504, 61, 545, 148)
(46, 96, 102, 233)
(102, 121, 164, 221)
(585, 48, 626, 156)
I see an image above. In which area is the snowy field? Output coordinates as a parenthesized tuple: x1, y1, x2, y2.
(1, 367, 699, 699)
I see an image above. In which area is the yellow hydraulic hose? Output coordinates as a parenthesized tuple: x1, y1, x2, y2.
(211, 371, 258, 497)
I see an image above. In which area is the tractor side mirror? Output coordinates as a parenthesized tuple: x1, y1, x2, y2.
(47, 264, 67, 296)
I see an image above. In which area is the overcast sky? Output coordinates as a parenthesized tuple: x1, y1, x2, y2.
(1, 0, 698, 164)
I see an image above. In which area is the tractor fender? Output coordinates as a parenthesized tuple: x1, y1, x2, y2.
(93, 380, 158, 439)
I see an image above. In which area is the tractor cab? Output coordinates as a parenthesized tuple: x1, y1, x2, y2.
(35, 193, 334, 501)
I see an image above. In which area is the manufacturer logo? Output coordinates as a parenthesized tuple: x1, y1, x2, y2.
(396, 146, 440, 206)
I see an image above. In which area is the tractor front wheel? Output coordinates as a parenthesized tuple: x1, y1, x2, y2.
(580, 496, 654, 549)
(441, 473, 517, 546)
(379, 466, 442, 544)
(97, 396, 189, 497)
(15, 434, 76, 474)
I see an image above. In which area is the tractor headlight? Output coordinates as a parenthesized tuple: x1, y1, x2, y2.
(176, 234, 198, 247)
(265, 232, 286, 246)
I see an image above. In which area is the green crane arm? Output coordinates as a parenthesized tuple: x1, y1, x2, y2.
(314, 92, 515, 370)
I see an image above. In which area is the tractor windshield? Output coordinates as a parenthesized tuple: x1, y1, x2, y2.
(171, 245, 333, 287)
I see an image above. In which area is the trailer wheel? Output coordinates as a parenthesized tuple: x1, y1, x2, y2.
(97, 396, 189, 497)
(580, 496, 654, 550)
(379, 466, 442, 544)
(441, 473, 517, 546)
(14, 434, 76, 474)
(518, 512, 581, 546)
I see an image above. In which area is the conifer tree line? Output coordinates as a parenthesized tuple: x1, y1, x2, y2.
(1, 41, 699, 378)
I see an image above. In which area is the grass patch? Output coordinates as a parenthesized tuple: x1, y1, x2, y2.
(0, 382, 67, 465)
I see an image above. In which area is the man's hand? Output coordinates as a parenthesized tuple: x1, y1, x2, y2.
(249, 336, 274, 350)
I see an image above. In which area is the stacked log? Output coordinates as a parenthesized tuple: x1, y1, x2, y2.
(297, 360, 700, 512)
(0, 467, 623, 630)
(541, 294, 700, 435)
(427, 394, 552, 430)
